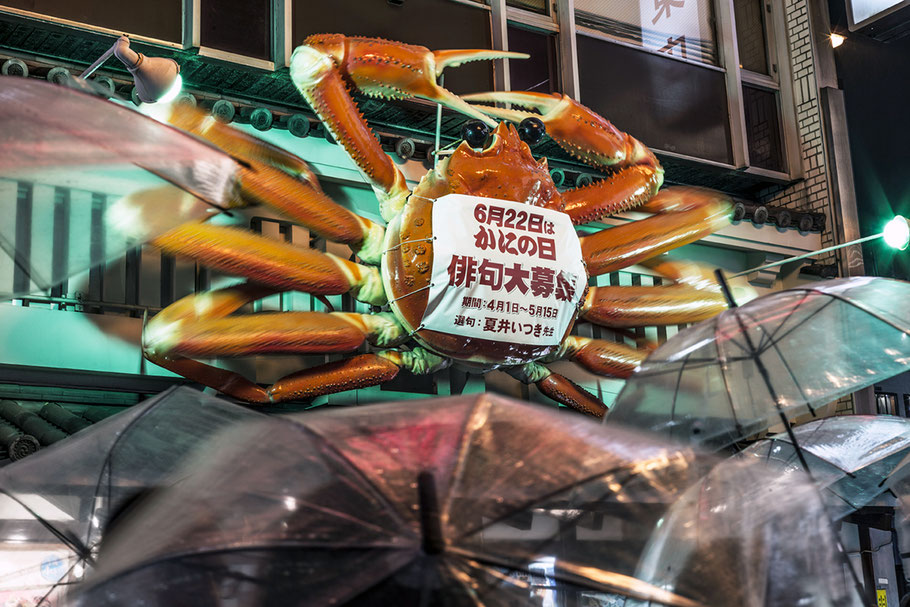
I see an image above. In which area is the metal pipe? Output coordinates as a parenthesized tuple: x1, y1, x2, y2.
(79, 41, 117, 79)
(9, 294, 162, 314)
(728, 231, 885, 278)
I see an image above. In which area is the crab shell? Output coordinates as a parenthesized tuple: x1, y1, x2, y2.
(381, 123, 587, 369)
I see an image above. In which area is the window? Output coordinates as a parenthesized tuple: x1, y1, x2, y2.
(734, 0, 770, 75)
(734, 0, 789, 175)
(574, 0, 719, 65)
(507, 25, 559, 94)
(576, 35, 732, 165)
(200, 0, 271, 61)
(0, 0, 182, 43)
(743, 84, 785, 172)
(876, 392, 898, 415)
(507, 0, 549, 16)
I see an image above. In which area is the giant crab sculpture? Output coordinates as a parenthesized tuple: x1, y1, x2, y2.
(125, 35, 734, 417)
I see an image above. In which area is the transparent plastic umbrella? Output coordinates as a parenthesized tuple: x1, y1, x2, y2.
(0, 386, 262, 606)
(0, 78, 237, 297)
(71, 393, 856, 607)
(606, 277, 910, 450)
(635, 457, 860, 607)
(742, 415, 910, 520)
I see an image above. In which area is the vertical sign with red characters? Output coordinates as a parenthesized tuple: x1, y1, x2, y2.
(421, 194, 587, 346)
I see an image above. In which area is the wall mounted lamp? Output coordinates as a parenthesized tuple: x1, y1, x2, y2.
(727, 215, 909, 279)
(79, 35, 182, 103)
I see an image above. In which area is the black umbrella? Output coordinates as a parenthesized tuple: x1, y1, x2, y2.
(71, 393, 856, 607)
(0, 386, 262, 605)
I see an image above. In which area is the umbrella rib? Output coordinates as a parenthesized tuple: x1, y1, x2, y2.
(34, 555, 86, 607)
(81, 542, 417, 601)
(757, 291, 812, 351)
(635, 355, 776, 379)
(287, 422, 417, 538)
(717, 315, 745, 439)
(749, 314, 816, 416)
(441, 398, 494, 535)
(0, 487, 89, 557)
(667, 326, 691, 435)
(729, 303, 815, 477)
(753, 297, 835, 356)
(83, 388, 185, 558)
(448, 546, 704, 607)
(451, 463, 639, 541)
(822, 290, 910, 334)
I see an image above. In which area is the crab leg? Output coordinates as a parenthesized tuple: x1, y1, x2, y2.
(151, 222, 386, 305)
(162, 107, 385, 263)
(551, 336, 646, 379)
(266, 347, 448, 402)
(290, 35, 527, 220)
(145, 283, 405, 357)
(463, 91, 663, 224)
(579, 187, 733, 277)
(581, 285, 727, 328)
(508, 362, 609, 418)
(144, 283, 412, 403)
(581, 258, 757, 328)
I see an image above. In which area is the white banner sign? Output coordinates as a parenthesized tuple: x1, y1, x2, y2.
(421, 194, 587, 346)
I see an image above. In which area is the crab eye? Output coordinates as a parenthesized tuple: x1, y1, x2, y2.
(518, 117, 546, 145)
(462, 120, 491, 148)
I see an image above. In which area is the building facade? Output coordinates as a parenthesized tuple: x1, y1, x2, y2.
(0, 0, 864, 414)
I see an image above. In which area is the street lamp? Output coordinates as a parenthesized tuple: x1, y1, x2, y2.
(727, 215, 910, 279)
(79, 35, 182, 104)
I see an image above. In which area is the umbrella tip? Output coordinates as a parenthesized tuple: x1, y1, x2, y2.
(418, 471, 445, 555)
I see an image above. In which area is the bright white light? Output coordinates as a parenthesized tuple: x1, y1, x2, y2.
(156, 74, 183, 104)
(283, 496, 297, 511)
(73, 563, 85, 578)
(830, 33, 846, 48)
(883, 216, 910, 250)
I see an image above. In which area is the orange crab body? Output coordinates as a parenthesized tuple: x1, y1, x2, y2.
(384, 123, 571, 368)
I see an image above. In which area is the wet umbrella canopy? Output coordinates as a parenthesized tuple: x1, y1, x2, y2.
(0, 78, 238, 297)
(743, 415, 910, 519)
(71, 393, 856, 607)
(636, 457, 858, 607)
(0, 387, 262, 604)
(606, 277, 910, 449)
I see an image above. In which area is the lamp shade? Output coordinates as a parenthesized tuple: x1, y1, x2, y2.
(112, 36, 181, 103)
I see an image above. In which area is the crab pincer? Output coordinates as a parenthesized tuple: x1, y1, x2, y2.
(290, 34, 528, 219)
(463, 90, 665, 224)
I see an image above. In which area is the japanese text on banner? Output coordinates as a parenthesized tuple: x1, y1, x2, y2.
(421, 194, 587, 346)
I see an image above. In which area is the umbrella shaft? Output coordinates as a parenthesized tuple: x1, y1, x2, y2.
(418, 472, 444, 555)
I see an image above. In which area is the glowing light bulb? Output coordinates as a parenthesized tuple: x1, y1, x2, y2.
(883, 216, 910, 250)
(830, 33, 846, 48)
(156, 73, 183, 104)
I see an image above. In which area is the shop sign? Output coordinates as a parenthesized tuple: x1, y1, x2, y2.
(422, 194, 586, 346)
(640, 0, 706, 60)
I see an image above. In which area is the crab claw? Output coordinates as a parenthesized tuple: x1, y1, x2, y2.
(297, 35, 528, 128)
(463, 91, 656, 170)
